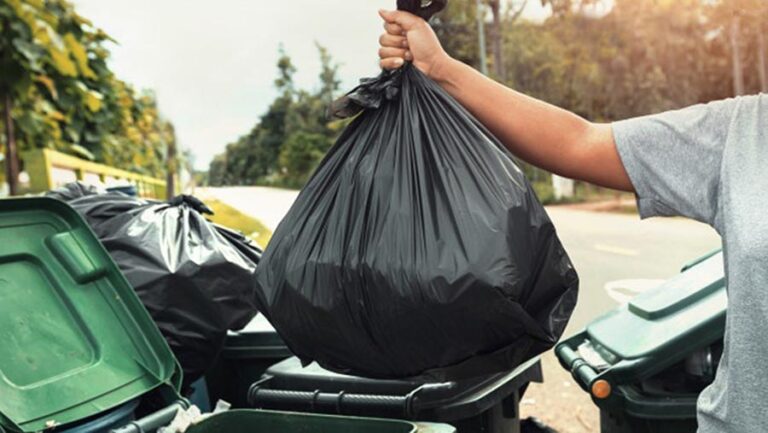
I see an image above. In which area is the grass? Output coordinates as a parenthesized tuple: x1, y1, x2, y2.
(205, 198, 273, 248)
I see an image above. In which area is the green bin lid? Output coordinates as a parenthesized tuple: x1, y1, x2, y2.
(0, 198, 181, 433)
(586, 251, 726, 361)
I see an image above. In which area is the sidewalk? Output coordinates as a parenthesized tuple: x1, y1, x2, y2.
(520, 352, 598, 433)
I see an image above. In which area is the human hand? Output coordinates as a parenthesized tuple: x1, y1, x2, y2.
(378, 9, 451, 80)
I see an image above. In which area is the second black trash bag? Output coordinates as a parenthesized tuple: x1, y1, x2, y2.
(256, 62, 579, 380)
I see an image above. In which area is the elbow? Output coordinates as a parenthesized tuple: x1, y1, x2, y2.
(557, 120, 603, 180)
(561, 122, 634, 192)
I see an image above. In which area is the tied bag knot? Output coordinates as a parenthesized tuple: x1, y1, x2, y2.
(329, 0, 447, 119)
(329, 66, 406, 119)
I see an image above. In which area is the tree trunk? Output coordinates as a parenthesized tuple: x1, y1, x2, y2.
(758, 21, 768, 92)
(730, 14, 745, 96)
(488, 0, 505, 80)
(476, 0, 489, 75)
(3, 92, 19, 196)
(166, 138, 176, 199)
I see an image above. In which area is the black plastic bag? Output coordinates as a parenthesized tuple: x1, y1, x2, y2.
(255, 31, 579, 379)
(47, 183, 261, 386)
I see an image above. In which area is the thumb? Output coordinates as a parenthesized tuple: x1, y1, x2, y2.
(378, 9, 422, 31)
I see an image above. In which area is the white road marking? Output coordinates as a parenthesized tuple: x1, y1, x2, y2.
(594, 243, 639, 256)
(604, 278, 666, 304)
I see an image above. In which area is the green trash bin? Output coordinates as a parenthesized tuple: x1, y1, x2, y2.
(205, 315, 292, 408)
(555, 250, 725, 433)
(0, 198, 184, 433)
(0, 198, 455, 433)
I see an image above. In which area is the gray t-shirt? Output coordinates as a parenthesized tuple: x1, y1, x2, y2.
(613, 93, 768, 433)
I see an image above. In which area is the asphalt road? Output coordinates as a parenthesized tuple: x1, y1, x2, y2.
(203, 186, 722, 432)
(200, 186, 299, 232)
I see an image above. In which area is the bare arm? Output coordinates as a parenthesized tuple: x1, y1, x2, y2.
(378, 10, 633, 192)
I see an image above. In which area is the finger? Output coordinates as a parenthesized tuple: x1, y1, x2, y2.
(404, 50, 413, 61)
(384, 22, 405, 36)
(379, 9, 422, 31)
(378, 47, 408, 60)
(379, 33, 408, 49)
(380, 57, 405, 70)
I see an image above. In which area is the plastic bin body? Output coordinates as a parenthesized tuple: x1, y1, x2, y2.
(248, 356, 542, 433)
(185, 410, 456, 433)
(600, 410, 697, 433)
(555, 250, 725, 433)
(206, 315, 292, 407)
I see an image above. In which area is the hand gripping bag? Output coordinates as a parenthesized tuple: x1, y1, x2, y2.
(255, 0, 578, 380)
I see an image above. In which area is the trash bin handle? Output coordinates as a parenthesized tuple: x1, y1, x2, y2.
(397, 0, 447, 21)
(555, 344, 599, 392)
(109, 401, 188, 433)
(248, 386, 417, 418)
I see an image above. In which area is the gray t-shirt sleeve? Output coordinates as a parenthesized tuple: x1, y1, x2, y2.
(612, 98, 736, 228)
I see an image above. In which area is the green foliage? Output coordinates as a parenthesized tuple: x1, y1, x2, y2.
(210, 0, 759, 193)
(209, 44, 342, 188)
(278, 131, 331, 189)
(503, 0, 736, 123)
(432, 0, 481, 68)
(0, 0, 174, 182)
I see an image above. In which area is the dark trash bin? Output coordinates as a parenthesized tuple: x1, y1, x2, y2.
(206, 316, 292, 408)
(555, 250, 725, 433)
(248, 356, 543, 433)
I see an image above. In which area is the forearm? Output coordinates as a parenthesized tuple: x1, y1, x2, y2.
(432, 58, 633, 191)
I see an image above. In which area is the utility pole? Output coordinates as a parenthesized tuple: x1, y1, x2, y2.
(730, 13, 745, 96)
(165, 125, 177, 199)
(3, 93, 19, 196)
(758, 22, 768, 92)
(476, 0, 489, 75)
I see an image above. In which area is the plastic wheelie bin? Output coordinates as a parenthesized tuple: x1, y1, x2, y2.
(247, 355, 543, 433)
(555, 250, 725, 433)
(0, 198, 456, 433)
(206, 315, 292, 408)
(0, 197, 186, 433)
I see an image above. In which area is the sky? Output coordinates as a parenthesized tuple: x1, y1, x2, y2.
(73, 1, 550, 170)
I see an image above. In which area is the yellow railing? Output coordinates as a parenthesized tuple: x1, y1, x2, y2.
(21, 148, 167, 199)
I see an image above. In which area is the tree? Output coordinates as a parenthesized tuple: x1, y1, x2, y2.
(211, 44, 343, 188)
(277, 132, 330, 188)
(165, 122, 177, 198)
(208, 153, 228, 186)
(758, 18, 768, 92)
(0, 0, 175, 195)
(317, 43, 340, 106)
(487, 0, 528, 81)
(432, 0, 481, 68)
(730, 12, 745, 95)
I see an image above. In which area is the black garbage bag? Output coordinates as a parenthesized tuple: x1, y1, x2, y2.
(255, 5, 578, 381)
(46, 183, 261, 386)
(46, 180, 106, 201)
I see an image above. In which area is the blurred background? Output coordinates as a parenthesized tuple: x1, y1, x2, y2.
(0, 1, 748, 431)
(1, 0, 765, 201)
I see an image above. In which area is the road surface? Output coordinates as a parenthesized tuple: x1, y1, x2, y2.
(199, 186, 299, 232)
(203, 186, 722, 432)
